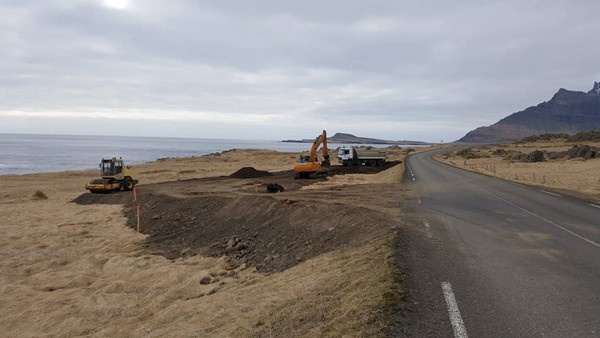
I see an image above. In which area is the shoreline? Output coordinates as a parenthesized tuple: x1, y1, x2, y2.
(1, 144, 424, 176)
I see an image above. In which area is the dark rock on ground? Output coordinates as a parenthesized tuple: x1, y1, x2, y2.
(266, 183, 285, 193)
(521, 150, 546, 163)
(567, 145, 599, 159)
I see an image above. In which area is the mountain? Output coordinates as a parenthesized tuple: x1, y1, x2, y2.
(458, 81, 600, 143)
(282, 132, 429, 145)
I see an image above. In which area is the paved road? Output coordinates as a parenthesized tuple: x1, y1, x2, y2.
(398, 150, 600, 337)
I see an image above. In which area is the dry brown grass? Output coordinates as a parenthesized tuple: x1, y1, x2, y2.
(0, 149, 400, 337)
(438, 141, 600, 201)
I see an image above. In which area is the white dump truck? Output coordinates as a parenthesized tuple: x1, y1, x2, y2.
(337, 147, 387, 166)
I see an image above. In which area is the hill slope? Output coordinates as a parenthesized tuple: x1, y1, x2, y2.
(458, 81, 600, 143)
(283, 133, 428, 145)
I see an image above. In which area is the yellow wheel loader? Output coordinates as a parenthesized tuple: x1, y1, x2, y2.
(85, 157, 139, 193)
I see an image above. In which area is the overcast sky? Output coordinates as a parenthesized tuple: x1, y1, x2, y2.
(1, 0, 598, 142)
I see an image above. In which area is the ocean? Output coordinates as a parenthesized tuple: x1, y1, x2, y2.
(0, 133, 421, 175)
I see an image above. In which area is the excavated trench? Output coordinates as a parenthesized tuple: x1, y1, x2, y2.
(124, 193, 396, 273)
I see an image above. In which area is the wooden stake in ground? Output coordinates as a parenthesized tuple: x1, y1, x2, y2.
(136, 204, 141, 232)
(133, 187, 141, 232)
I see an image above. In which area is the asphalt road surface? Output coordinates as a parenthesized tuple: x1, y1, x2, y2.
(398, 150, 599, 337)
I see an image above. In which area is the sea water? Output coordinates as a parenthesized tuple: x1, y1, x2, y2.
(0, 133, 422, 175)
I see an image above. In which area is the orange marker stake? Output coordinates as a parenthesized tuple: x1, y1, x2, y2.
(136, 204, 141, 232)
(133, 187, 137, 202)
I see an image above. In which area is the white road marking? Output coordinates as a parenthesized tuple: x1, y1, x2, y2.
(479, 187, 600, 248)
(540, 190, 561, 197)
(591, 204, 600, 209)
(424, 221, 432, 237)
(408, 166, 416, 181)
(441, 282, 468, 338)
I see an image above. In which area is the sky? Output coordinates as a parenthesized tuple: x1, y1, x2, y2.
(1, 0, 599, 142)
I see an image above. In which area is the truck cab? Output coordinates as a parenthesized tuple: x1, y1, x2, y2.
(338, 147, 355, 166)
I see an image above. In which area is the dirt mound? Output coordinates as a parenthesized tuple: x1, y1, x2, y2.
(229, 166, 272, 179)
(72, 190, 135, 205)
(127, 193, 395, 273)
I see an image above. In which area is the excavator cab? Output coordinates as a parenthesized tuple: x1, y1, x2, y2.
(299, 154, 321, 163)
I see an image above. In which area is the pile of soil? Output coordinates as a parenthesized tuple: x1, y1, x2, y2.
(72, 190, 135, 205)
(229, 167, 272, 179)
(125, 193, 395, 273)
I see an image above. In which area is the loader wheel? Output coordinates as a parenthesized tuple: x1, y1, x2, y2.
(123, 177, 134, 191)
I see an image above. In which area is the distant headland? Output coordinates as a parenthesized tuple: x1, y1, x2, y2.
(282, 132, 430, 145)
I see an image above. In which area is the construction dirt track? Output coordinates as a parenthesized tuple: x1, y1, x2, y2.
(2, 148, 424, 337)
(73, 161, 404, 273)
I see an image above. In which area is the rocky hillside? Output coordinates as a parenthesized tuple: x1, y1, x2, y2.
(458, 81, 600, 143)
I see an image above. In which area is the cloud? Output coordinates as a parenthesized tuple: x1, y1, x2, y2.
(0, 0, 599, 142)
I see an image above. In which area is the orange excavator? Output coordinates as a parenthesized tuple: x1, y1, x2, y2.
(293, 130, 331, 179)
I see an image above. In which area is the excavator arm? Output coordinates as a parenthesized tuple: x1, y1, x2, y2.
(310, 130, 330, 167)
